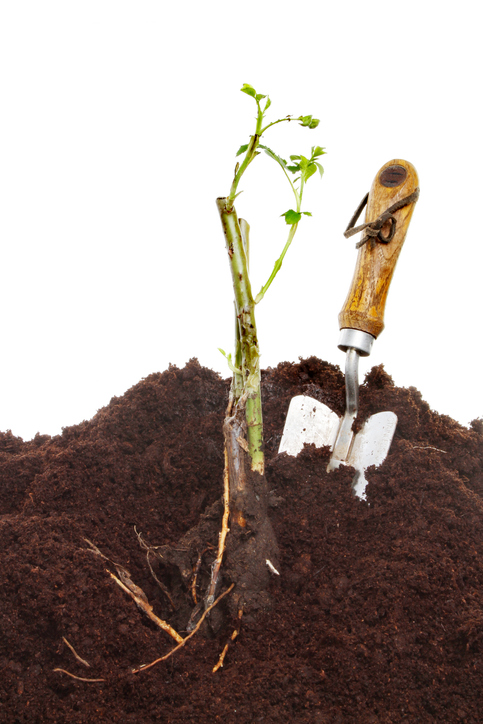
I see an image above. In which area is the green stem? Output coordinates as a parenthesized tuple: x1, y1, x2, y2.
(228, 103, 264, 210)
(228, 135, 259, 209)
(281, 164, 300, 211)
(232, 302, 243, 405)
(255, 222, 298, 304)
(217, 198, 264, 474)
(298, 175, 305, 208)
(231, 218, 250, 404)
(259, 116, 295, 135)
(227, 100, 268, 210)
(240, 218, 250, 270)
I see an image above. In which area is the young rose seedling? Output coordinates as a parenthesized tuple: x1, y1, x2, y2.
(212, 85, 325, 612)
(217, 83, 325, 472)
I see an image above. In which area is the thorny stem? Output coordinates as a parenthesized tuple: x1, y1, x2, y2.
(230, 218, 250, 405)
(255, 222, 298, 304)
(227, 134, 258, 210)
(253, 160, 308, 304)
(260, 115, 298, 135)
(229, 112, 315, 208)
(216, 198, 264, 474)
(227, 99, 265, 209)
(281, 165, 300, 209)
(231, 301, 244, 407)
(240, 218, 250, 268)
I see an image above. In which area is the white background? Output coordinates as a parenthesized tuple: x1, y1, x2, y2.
(0, 1, 481, 440)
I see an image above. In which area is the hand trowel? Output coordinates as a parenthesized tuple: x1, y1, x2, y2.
(279, 159, 419, 499)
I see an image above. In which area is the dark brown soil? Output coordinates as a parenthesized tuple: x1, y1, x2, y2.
(1, 357, 482, 723)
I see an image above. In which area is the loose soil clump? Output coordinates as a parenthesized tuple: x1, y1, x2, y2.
(1, 357, 482, 723)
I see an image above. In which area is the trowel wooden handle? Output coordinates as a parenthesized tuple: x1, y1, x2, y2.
(338, 159, 419, 339)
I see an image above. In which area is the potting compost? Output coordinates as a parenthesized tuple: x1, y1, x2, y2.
(1, 357, 482, 723)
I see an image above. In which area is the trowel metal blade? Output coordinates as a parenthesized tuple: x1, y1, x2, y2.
(347, 411, 397, 470)
(278, 397, 397, 501)
(278, 395, 339, 457)
(348, 411, 397, 499)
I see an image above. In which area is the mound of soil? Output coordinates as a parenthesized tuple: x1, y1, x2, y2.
(1, 357, 482, 723)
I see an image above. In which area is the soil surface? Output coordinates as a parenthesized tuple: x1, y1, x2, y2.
(1, 357, 482, 723)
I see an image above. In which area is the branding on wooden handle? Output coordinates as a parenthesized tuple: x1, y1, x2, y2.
(379, 165, 407, 188)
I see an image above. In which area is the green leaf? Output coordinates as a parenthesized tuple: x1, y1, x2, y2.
(218, 348, 242, 375)
(302, 163, 317, 183)
(264, 96, 271, 112)
(240, 83, 256, 98)
(309, 119, 320, 129)
(259, 144, 288, 169)
(236, 143, 249, 157)
(286, 165, 300, 173)
(281, 209, 302, 225)
(314, 162, 324, 178)
(312, 146, 326, 158)
(299, 115, 312, 127)
(290, 155, 301, 161)
(255, 93, 267, 102)
(302, 211, 312, 216)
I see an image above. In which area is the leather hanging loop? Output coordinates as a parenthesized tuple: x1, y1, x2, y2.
(344, 188, 420, 249)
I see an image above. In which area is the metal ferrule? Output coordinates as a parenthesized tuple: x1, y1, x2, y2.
(338, 328, 375, 357)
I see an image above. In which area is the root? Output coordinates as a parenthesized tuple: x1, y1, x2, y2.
(53, 669, 105, 683)
(204, 445, 231, 608)
(412, 445, 448, 453)
(135, 526, 176, 609)
(213, 608, 243, 673)
(131, 583, 235, 675)
(108, 570, 183, 644)
(84, 538, 183, 645)
(191, 546, 214, 605)
(62, 637, 90, 667)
